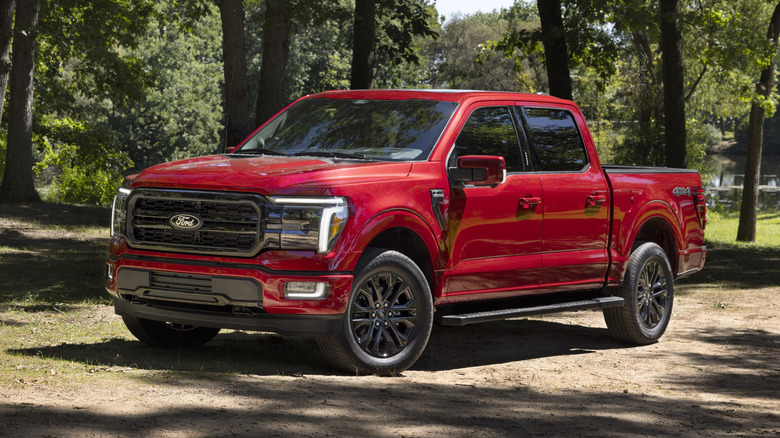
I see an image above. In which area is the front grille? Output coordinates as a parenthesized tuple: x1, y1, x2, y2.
(127, 189, 263, 256)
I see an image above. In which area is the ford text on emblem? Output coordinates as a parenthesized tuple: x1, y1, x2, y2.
(169, 213, 203, 231)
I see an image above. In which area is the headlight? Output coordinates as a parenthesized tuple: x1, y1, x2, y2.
(111, 187, 131, 237)
(265, 197, 348, 254)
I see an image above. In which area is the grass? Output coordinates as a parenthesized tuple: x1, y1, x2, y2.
(0, 202, 778, 388)
(704, 211, 780, 250)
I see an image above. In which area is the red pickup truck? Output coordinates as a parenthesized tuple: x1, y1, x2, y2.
(105, 90, 707, 374)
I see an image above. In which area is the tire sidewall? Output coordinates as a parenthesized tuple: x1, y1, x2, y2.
(625, 243, 674, 341)
(342, 250, 433, 372)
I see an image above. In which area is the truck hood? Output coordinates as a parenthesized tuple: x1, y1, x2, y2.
(130, 154, 413, 195)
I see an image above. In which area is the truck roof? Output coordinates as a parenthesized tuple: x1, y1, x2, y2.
(307, 89, 572, 105)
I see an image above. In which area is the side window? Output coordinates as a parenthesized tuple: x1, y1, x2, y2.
(448, 106, 523, 172)
(522, 108, 588, 172)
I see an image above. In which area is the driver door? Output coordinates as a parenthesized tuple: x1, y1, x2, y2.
(444, 104, 543, 297)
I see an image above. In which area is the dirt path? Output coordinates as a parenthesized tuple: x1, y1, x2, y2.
(1, 282, 777, 437)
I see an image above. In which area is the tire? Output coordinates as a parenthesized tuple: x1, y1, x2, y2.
(122, 315, 220, 348)
(604, 242, 674, 345)
(316, 249, 434, 375)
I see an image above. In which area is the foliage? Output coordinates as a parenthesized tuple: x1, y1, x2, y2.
(36, 0, 156, 115)
(33, 117, 132, 205)
(108, 1, 224, 170)
(436, 11, 544, 91)
(481, 0, 619, 89)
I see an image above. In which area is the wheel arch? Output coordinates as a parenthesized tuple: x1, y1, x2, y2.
(632, 217, 678, 272)
(347, 210, 440, 296)
(609, 200, 684, 284)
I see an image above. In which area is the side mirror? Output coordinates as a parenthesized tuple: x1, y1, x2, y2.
(451, 155, 506, 186)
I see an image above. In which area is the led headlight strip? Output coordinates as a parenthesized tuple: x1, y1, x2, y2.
(111, 187, 132, 237)
(268, 197, 349, 254)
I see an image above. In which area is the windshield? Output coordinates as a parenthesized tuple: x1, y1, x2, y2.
(236, 98, 459, 161)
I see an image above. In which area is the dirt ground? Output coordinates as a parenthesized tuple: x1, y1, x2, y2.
(0, 204, 778, 437)
(1, 282, 777, 437)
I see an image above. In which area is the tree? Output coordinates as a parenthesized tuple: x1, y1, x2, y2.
(0, 0, 15, 125)
(255, 0, 292, 126)
(219, 0, 252, 148)
(0, 0, 40, 203)
(351, 0, 377, 89)
(110, 2, 224, 170)
(349, 0, 438, 90)
(659, 0, 687, 168)
(537, 0, 572, 100)
(737, 2, 780, 242)
(438, 11, 543, 91)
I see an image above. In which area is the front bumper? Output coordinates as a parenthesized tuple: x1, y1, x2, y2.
(106, 254, 352, 337)
(113, 297, 343, 336)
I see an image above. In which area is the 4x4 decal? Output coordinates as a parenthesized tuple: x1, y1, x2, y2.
(673, 187, 691, 197)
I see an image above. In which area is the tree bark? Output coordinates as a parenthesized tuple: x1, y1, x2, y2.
(255, 0, 291, 127)
(659, 0, 687, 168)
(219, 0, 252, 149)
(736, 2, 780, 242)
(633, 31, 657, 134)
(0, 0, 40, 204)
(537, 0, 572, 101)
(350, 0, 376, 89)
(0, 0, 16, 125)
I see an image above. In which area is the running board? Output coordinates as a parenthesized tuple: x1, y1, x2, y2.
(436, 296, 625, 327)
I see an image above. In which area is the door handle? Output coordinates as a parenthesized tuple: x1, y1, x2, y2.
(521, 197, 542, 208)
(587, 194, 607, 206)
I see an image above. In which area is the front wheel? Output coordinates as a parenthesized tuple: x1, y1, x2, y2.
(317, 249, 434, 375)
(604, 242, 674, 345)
(122, 315, 220, 348)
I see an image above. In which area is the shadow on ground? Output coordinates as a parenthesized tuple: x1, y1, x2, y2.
(1, 367, 777, 437)
(9, 318, 626, 377)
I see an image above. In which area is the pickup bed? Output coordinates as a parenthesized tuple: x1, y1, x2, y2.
(105, 90, 707, 374)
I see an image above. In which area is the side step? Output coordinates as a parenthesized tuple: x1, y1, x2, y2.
(436, 296, 625, 327)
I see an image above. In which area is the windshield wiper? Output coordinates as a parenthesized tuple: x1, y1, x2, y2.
(234, 148, 288, 156)
(294, 151, 368, 160)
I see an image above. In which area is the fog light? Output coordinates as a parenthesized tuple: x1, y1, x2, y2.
(285, 281, 328, 300)
(106, 264, 114, 282)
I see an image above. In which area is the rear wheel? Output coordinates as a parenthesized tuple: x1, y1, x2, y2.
(604, 242, 674, 345)
(122, 315, 220, 348)
(317, 249, 433, 375)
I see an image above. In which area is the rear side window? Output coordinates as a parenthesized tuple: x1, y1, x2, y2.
(448, 106, 523, 172)
(522, 108, 588, 172)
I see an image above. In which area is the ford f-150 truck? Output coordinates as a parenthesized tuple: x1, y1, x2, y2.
(105, 90, 707, 374)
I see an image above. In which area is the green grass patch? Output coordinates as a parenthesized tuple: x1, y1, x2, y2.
(704, 211, 780, 250)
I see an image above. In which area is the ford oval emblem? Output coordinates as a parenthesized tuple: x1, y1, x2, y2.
(169, 213, 203, 231)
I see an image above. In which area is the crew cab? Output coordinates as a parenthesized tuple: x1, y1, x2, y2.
(105, 90, 707, 374)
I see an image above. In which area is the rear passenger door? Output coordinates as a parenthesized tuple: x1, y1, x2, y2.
(518, 106, 610, 291)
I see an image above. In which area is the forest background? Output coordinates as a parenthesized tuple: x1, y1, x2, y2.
(0, 0, 779, 237)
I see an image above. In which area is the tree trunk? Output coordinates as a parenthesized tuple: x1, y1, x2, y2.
(659, 0, 687, 168)
(633, 30, 656, 135)
(537, 0, 572, 101)
(219, 0, 252, 149)
(350, 0, 376, 89)
(0, 0, 16, 125)
(0, 0, 40, 204)
(736, 2, 780, 242)
(255, 0, 291, 127)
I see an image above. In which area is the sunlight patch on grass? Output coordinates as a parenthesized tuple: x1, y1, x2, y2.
(705, 212, 780, 250)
